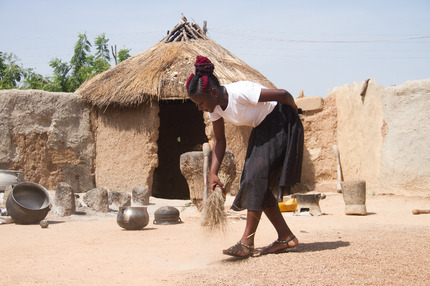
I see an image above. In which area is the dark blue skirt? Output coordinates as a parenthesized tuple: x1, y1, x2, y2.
(231, 103, 304, 211)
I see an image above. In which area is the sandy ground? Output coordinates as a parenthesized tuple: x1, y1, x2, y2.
(1, 184, 429, 286)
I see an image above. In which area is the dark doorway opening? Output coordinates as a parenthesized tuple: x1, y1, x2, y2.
(152, 100, 207, 199)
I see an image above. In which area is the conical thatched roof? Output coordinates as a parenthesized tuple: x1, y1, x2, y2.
(76, 17, 276, 108)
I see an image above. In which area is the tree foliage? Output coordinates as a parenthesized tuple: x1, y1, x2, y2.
(0, 52, 23, 89)
(118, 48, 131, 63)
(95, 33, 111, 62)
(0, 32, 132, 91)
(48, 58, 72, 92)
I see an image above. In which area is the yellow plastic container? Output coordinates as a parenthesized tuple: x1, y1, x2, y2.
(278, 198, 298, 212)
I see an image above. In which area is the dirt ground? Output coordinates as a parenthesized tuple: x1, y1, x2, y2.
(1, 183, 429, 286)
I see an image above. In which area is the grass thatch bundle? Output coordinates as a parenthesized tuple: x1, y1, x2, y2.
(76, 17, 275, 109)
(200, 186, 226, 232)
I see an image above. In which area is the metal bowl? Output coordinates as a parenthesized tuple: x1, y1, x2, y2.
(0, 169, 24, 191)
(153, 206, 182, 225)
(6, 182, 51, 224)
(117, 206, 149, 230)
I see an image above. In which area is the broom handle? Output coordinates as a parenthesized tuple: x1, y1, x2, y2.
(333, 145, 342, 192)
(203, 143, 211, 201)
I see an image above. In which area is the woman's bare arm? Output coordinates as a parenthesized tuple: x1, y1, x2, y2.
(210, 117, 226, 190)
(259, 89, 298, 113)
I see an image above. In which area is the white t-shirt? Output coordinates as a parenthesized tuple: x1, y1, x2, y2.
(208, 81, 277, 127)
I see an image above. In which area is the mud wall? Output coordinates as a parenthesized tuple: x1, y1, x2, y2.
(380, 79, 430, 195)
(334, 79, 385, 188)
(335, 78, 430, 195)
(299, 94, 338, 188)
(0, 90, 94, 192)
(93, 105, 159, 191)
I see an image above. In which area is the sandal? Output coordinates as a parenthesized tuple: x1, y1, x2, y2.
(259, 236, 298, 256)
(223, 241, 255, 258)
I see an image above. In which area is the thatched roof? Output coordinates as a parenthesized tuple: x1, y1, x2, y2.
(76, 17, 276, 108)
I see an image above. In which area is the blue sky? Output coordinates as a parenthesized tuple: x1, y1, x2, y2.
(1, 0, 429, 97)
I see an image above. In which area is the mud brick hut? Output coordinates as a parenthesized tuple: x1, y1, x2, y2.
(76, 18, 276, 199)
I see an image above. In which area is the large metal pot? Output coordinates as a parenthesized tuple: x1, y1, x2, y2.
(153, 206, 182, 225)
(117, 206, 149, 230)
(0, 169, 24, 191)
(6, 182, 51, 224)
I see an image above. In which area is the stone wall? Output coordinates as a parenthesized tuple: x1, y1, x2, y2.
(93, 105, 159, 191)
(0, 90, 94, 192)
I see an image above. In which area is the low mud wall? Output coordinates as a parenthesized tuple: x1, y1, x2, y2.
(0, 90, 94, 192)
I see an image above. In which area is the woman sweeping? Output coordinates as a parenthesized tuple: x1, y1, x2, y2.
(186, 56, 304, 258)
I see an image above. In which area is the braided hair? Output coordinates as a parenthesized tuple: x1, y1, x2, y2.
(186, 56, 220, 96)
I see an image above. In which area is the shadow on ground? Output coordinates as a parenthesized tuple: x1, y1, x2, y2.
(221, 240, 351, 263)
(293, 240, 350, 252)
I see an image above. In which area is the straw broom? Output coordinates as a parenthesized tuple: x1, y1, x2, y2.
(200, 185, 227, 232)
(200, 143, 227, 232)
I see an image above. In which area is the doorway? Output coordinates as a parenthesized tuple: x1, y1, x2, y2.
(152, 100, 207, 199)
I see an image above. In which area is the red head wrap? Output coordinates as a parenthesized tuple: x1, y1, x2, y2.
(186, 73, 194, 91)
(194, 56, 214, 76)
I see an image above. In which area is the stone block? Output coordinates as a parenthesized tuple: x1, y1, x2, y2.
(296, 96, 324, 111)
(180, 149, 236, 209)
(108, 191, 131, 210)
(132, 186, 150, 206)
(83, 188, 109, 212)
(52, 182, 76, 216)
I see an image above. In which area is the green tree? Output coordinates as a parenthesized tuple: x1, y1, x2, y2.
(71, 33, 91, 74)
(0, 51, 51, 90)
(22, 68, 51, 90)
(1, 33, 131, 91)
(48, 58, 72, 92)
(95, 33, 110, 62)
(0, 52, 24, 89)
(0, 52, 6, 75)
(69, 33, 92, 90)
(118, 48, 131, 63)
(93, 34, 111, 74)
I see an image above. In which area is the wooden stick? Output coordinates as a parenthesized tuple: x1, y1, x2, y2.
(333, 145, 343, 192)
(164, 23, 184, 42)
(203, 143, 211, 201)
(360, 79, 370, 97)
(168, 29, 183, 42)
(184, 24, 199, 39)
(412, 209, 430, 215)
(182, 27, 188, 41)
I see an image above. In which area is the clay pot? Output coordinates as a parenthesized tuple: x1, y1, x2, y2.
(0, 170, 24, 191)
(117, 206, 149, 230)
(6, 182, 51, 224)
(153, 206, 182, 225)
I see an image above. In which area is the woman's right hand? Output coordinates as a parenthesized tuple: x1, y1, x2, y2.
(210, 174, 224, 192)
